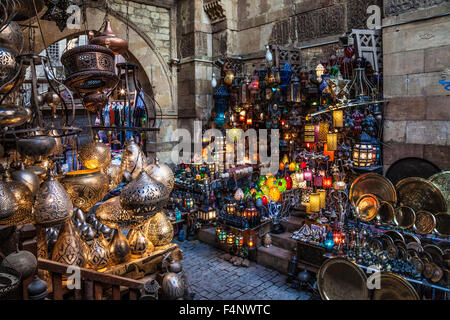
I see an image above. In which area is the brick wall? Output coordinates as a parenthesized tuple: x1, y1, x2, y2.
(382, 3, 450, 170)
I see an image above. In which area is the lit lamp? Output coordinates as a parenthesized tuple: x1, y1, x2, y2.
(303, 169, 313, 181)
(316, 64, 325, 82)
(304, 124, 315, 143)
(248, 74, 260, 94)
(287, 75, 301, 103)
(318, 122, 329, 142)
(303, 202, 311, 214)
(310, 193, 321, 212)
(318, 189, 326, 209)
(333, 110, 344, 127)
(224, 70, 235, 86)
(226, 232, 235, 247)
(323, 176, 332, 188)
(353, 142, 375, 167)
(239, 109, 246, 122)
(216, 225, 222, 238)
(326, 132, 338, 151)
(213, 85, 229, 128)
(323, 143, 335, 161)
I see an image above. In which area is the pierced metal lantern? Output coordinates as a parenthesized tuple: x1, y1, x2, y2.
(287, 74, 301, 103)
(61, 44, 118, 94)
(78, 135, 111, 170)
(213, 85, 229, 128)
(326, 132, 338, 151)
(304, 124, 315, 143)
(353, 141, 375, 167)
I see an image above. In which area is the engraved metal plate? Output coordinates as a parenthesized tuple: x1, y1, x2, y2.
(372, 272, 419, 300)
(350, 173, 397, 205)
(396, 177, 447, 214)
(394, 206, 416, 229)
(413, 211, 436, 235)
(428, 171, 450, 211)
(434, 212, 450, 238)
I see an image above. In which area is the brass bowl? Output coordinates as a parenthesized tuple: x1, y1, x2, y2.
(376, 201, 395, 225)
(17, 135, 56, 159)
(372, 272, 419, 300)
(349, 173, 397, 205)
(396, 177, 447, 214)
(78, 137, 111, 170)
(95, 196, 147, 230)
(60, 169, 109, 213)
(82, 92, 108, 113)
(394, 206, 416, 229)
(61, 45, 118, 94)
(413, 210, 436, 235)
(317, 257, 369, 300)
(355, 194, 379, 222)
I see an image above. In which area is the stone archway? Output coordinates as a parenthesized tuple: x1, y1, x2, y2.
(27, 6, 178, 162)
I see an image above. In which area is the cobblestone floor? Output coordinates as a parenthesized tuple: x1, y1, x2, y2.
(175, 239, 311, 300)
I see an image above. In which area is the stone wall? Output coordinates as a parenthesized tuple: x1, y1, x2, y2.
(382, 2, 450, 170)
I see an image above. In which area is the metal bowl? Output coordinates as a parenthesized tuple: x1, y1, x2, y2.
(349, 173, 397, 205)
(394, 206, 416, 229)
(17, 135, 56, 159)
(0, 104, 29, 128)
(355, 194, 379, 222)
(376, 201, 395, 225)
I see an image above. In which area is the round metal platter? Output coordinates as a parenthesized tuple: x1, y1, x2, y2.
(394, 206, 416, 229)
(384, 230, 405, 243)
(380, 234, 395, 249)
(349, 173, 397, 206)
(423, 244, 444, 265)
(317, 257, 369, 300)
(434, 212, 450, 238)
(413, 211, 436, 235)
(376, 201, 395, 225)
(356, 194, 380, 222)
(371, 272, 419, 300)
(406, 241, 424, 253)
(396, 177, 447, 214)
(403, 233, 421, 245)
(428, 171, 450, 211)
(430, 263, 444, 283)
(385, 157, 441, 187)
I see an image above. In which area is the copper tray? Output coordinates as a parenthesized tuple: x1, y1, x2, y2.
(372, 272, 419, 300)
(403, 233, 421, 245)
(350, 173, 397, 205)
(394, 206, 416, 229)
(356, 194, 379, 222)
(413, 211, 436, 235)
(384, 230, 405, 243)
(396, 177, 447, 214)
(423, 244, 444, 265)
(317, 257, 369, 300)
(428, 171, 450, 210)
(376, 201, 395, 225)
(434, 212, 450, 238)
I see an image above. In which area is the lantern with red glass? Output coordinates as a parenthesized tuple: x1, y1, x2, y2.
(323, 176, 332, 188)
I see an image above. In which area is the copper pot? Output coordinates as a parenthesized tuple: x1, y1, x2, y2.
(60, 169, 109, 213)
(61, 44, 118, 93)
(17, 135, 56, 160)
(89, 20, 128, 56)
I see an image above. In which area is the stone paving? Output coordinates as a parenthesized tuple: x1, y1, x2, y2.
(175, 239, 311, 300)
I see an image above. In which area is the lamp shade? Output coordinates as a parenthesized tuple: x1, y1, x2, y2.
(318, 189, 326, 209)
(326, 132, 338, 151)
(333, 110, 344, 127)
(310, 193, 321, 212)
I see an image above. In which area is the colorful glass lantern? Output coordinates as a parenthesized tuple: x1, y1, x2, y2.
(248, 234, 255, 249)
(226, 232, 234, 246)
(289, 162, 296, 172)
(326, 132, 338, 151)
(280, 62, 293, 93)
(323, 143, 335, 161)
(324, 230, 335, 252)
(318, 189, 326, 209)
(300, 162, 307, 169)
(333, 110, 344, 127)
(323, 176, 332, 188)
(282, 154, 289, 164)
(316, 63, 325, 82)
(304, 124, 315, 143)
(310, 193, 321, 212)
(314, 175, 323, 187)
(303, 169, 313, 181)
(224, 70, 235, 85)
(353, 142, 375, 167)
(288, 75, 302, 103)
(239, 109, 246, 122)
(213, 85, 229, 128)
(216, 225, 221, 237)
(371, 143, 380, 165)
(248, 74, 260, 94)
(240, 75, 250, 104)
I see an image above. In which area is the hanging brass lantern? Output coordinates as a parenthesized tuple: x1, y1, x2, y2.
(0, 47, 17, 91)
(78, 135, 111, 170)
(11, 164, 40, 196)
(143, 211, 174, 247)
(0, 171, 33, 226)
(121, 137, 147, 180)
(109, 229, 131, 265)
(0, 177, 17, 221)
(95, 196, 147, 230)
(34, 171, 73, 227)
(88, 20, 128, 56)
(82, 92, 109, 113)
(120, 170, 169, 217)
(101, 163, 122, 191)
(145, 158, 174, 193)
(127, 229, 149, 257)
(51, 219, 85, 267)
(61, 44, 118, 94)
(86, 234, 110, 271)
(60, 169, 109, 213)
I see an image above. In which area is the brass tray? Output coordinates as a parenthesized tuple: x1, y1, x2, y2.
(406, 242, 424, 253)
(434, 212, 450, 238)
(413, 211, 436, 235)
(372, 272, 419, 300)
(394, 206, 416, 229)
(356, 194, 379, 222)
(376, 201, 395, 225)
(384, 230, 405, 243)
(317, 257, 369, 300)
(396, 177, 447, 214)
(350, 173, 397, 205)
(423, 244, 444, 265)
(428, 171, 450, 211)
(403, 233, 421, 245)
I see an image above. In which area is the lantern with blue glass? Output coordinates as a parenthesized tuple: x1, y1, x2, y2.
(287, 74, 301, 103)
(213, 85, 229, 128)
(279, 62, 292, 94)
(324, 229, 335, 254)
